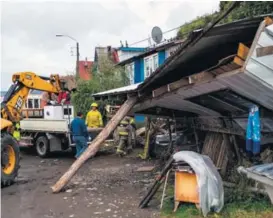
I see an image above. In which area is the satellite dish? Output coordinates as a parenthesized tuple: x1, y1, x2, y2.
(151, 26, 163, 44)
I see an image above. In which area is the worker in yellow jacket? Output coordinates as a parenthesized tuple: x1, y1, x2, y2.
(85, 102, 103, 128)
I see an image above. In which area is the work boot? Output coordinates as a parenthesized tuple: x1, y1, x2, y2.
(116, 149, 126, 156)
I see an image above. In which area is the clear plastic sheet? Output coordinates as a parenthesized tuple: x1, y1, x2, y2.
(173, 151, 224, 217)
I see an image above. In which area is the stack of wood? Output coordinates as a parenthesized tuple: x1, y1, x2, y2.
(202, 132, 231, 175)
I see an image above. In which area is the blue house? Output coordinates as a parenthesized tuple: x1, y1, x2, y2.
(117, 40, 183, 85)
(117, 40, 183, 121)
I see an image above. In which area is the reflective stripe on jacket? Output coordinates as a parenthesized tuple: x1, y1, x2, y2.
(117, 126, 129, 136)
(85, 110, 103, 128)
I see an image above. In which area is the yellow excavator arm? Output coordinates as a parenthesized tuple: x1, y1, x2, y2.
(1, 72, 64, 127)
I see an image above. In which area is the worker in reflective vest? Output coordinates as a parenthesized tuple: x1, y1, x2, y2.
(116, 118, 132, 156)
(13, 123, 21, 141)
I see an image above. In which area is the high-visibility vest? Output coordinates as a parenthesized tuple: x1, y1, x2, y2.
(13, 123, 20, 140)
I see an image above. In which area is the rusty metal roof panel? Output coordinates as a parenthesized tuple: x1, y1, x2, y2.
(247, 163, 273, 180)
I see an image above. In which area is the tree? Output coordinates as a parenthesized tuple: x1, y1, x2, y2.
(71, 57, 129, 117)
(177, 1, 273, 38)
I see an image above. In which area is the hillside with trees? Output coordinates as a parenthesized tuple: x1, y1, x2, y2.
(177, 1, 273, 38)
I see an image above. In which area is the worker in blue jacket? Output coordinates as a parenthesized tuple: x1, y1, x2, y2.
(71, 112, 89, 158)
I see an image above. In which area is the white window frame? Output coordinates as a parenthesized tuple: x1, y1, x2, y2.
(125, 63, 135, 84)
(144, 54, 158, 79)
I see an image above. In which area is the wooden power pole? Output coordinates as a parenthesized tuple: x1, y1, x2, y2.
(51, 97, 138, 193)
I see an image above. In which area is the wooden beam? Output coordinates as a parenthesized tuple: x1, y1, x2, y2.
(194, 125, 244, 136)
(233, 56, 244, 66)
(237, 43, 250, 60)
(51, 97, 138, 193)
(168, 78, 188, 91)
(188, 72, 214, 84)
(256, 46, 273, 57)
(152, 85, 168, 98)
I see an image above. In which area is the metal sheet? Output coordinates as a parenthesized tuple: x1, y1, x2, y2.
(247, 163, 273, 180)
(93, 82, 142, 97)
(139, 15, 267, 92)
(245, 23, 273, 87)
(20, 119, 69, 132)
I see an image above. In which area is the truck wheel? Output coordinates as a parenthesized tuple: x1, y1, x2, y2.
(1, 135, 20, 187)
(35, 135, 50, 158)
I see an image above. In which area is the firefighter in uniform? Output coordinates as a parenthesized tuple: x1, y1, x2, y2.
(116, 118, 131, 156)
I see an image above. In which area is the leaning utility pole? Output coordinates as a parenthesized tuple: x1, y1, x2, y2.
(76, 42, 80, 78)
(51, 97, 138, 193)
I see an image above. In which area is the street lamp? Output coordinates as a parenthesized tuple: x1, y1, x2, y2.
(56, 34, 80, 78)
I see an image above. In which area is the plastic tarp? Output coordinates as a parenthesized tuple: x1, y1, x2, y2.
(173, 151, 224, 217)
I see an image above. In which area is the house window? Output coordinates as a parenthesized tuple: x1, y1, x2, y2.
(144, 54, 158, 79)
(125, 63, 134, 84)
(28, 99, 33, 109)
(34, 99, 40, 108)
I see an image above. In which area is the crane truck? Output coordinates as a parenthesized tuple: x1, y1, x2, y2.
(1, 72, 66, 186)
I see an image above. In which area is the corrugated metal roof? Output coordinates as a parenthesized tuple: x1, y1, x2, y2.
(92, 82, 142, 97)
(138, 15, 272, 93)
(246, 163, 273, 180)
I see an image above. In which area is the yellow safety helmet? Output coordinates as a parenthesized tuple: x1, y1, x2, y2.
(91, 102, 98, 107)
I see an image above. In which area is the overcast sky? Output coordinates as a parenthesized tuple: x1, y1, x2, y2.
(1, 0, 219, 90)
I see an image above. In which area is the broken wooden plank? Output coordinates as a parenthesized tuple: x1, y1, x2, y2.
(233, 56, 244, 66)
(51, 97, 138, 193)
(237, 43, 250, 60)
(256, 46, 273, 57)
(136, 166, 155, 172)
(188, 71, 214, 84)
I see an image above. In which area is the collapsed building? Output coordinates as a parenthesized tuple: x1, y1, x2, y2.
(94, 15, 273, 171)
(52, 15, 273, 193)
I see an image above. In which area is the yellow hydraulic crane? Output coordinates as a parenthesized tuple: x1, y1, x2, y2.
(1, 72, 65, 186)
